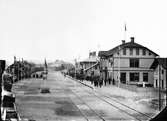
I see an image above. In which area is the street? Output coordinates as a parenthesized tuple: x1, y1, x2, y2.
(13, 71, 154, 121)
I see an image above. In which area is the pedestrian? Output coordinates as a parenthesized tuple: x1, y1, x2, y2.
(104, 79, 107, 86)
(94, 76, 98, 87)
(94, 80, 96, 87)
(112, 78, 115, 85)
(99, 78, 103, 88)
(109, 78, 111, 85)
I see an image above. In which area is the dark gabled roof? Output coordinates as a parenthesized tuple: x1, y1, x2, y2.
(150, 58, 167, 69)
(98, 51, 108, 57)
(98, 41, 159, 57)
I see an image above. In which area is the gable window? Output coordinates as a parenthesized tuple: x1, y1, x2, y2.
(136, 48, 139, 55)
(143, 73, 148, 82)
(130, 48, 133, 55)
(149, 52, 152, 55)
(130, 58, 139, 68)
(142, 49, 146, 55)
(123, 48, 126, 55)
(130, 73, 139, 82)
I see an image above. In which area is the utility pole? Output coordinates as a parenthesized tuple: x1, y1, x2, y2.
(158, 64, 161, 111)
(74, 59, 77, 79)
(118, 45, 121, 87)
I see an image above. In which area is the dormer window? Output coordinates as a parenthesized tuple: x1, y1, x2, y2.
(149, 52, 152, 55)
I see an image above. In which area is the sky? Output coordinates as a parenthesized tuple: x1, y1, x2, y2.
(0, 0, 167, 65)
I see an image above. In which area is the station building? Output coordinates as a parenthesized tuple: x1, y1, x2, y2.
(98, 37, 159, 86)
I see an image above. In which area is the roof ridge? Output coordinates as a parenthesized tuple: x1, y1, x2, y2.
(99, 41, 158, 57)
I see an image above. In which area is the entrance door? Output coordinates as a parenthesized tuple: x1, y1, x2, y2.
(121, 73, 126, 84)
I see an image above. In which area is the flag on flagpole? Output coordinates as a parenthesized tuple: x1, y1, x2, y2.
(125, 23, 127, 31)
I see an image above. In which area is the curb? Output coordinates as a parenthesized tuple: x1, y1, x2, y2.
(77, 80, 94, 89)
(67, 75, 94, 89)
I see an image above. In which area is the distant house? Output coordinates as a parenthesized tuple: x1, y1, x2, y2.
(76, 51, 100, 77)
(98, 37, 159, 86)
(150, 58, 167, 90)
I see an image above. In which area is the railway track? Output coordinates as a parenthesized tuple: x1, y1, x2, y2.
(69, 89, 106, 121)
(58, 76, 106, 121)
(66, 76, 154, 121)
(63, 83, 134, 120)
(91, 90, 152, 121)
(62, 86, 106, 120)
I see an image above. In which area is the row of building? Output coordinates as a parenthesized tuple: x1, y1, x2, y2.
(76, 37, 167, 90)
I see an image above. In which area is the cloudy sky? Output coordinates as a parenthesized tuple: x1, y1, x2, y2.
(0, 0, 167, 64)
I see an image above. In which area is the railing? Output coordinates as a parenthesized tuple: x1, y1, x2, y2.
(84, 61, 99, 72)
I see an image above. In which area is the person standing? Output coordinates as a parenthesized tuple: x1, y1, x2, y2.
(99, 76, 103, 88)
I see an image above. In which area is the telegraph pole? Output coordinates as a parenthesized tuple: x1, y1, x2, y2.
(118, 45, 121, 87)
(158, 64, 161, 111)
(74, 59, 77, 79)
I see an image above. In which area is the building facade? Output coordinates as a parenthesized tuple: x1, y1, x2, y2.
(150, 58, 167, 90)
(98, 37, 158, 86)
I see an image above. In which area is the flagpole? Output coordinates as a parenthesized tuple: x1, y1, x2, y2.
(118, 22, 127, 87)
(124, 22, 127, 85)
(118, 46, 120, 87)
(124, 22, 127, 41)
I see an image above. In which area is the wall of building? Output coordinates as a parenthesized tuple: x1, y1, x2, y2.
(111, 70, 154, 85)
(107, 46, 157, 85)
(153, 65, 166, 90)
(100, 58, 109, 69)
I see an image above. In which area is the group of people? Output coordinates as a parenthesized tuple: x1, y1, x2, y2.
(64, 71, 116, 88)
(90, 77, 114, 88)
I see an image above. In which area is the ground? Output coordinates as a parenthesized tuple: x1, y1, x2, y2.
(12, 71, 161, 121)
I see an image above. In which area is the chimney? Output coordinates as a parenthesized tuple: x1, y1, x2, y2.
(122, 40, 125, 44)
(130, 37, 135, 43)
